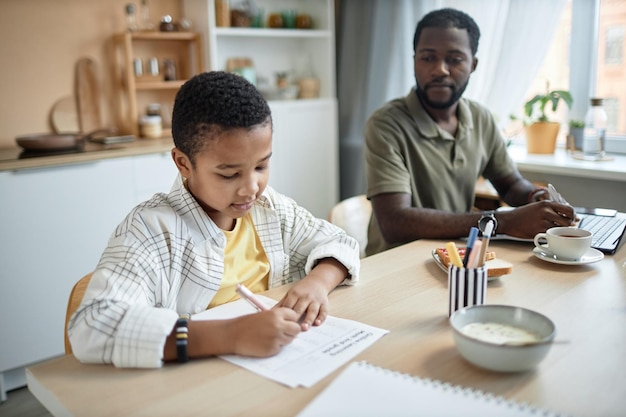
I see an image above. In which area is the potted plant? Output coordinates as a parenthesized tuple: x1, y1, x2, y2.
(514, 83, 573, 154)
(568, 119, 585, 150)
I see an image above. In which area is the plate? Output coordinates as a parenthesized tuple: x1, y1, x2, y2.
(532, 247, 604, 265)
(431, 250, 500, 281)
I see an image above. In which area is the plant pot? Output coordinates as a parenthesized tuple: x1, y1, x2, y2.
(568, 127, 584, 150)
(525, 122, 560, 154)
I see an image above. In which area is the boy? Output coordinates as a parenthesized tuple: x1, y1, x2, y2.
(69, 71, 360, 368)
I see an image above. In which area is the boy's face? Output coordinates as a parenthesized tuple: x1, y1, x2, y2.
(172, 124, 272, 230)
(413, 26, 477, 109)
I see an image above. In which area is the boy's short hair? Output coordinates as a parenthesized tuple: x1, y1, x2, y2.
(172, 71, 272, 164)
(413, 8, 481, 56)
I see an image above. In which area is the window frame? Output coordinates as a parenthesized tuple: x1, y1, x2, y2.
(571, 0, 625, 144)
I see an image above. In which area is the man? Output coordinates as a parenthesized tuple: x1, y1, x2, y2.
(364, 8, 575, 256)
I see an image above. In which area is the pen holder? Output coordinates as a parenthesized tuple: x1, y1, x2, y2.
(448, 265, 487, 317)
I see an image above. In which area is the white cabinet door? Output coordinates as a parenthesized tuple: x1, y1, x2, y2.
(0, 159, 136, 381)
(0, 153, 177, 395)
(131, 152, 179, 203)
(269, 99, 339, 218)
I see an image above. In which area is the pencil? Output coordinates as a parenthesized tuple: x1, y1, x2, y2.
(236, 284, 269, 311)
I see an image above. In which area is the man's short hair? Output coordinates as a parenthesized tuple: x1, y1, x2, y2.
(413, 8, 481, 55)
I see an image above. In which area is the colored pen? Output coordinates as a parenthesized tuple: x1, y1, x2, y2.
(466, 240, 483, 268)
(235, 284, 269, 312)
(478, 221, 494, 267)
(462, 227, 479, 267)
(445, 242, 464, 268)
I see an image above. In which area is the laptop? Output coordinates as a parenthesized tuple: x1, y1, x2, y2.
(489, 207, 626, 255)
(576, 212, 626, 255)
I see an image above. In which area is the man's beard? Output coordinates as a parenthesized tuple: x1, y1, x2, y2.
(415, 78, 469, 109)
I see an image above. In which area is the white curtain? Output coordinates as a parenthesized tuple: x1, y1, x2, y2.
(337, 0, 567, 198)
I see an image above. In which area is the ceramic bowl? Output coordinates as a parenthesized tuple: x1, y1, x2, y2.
(449, 304, 556, 372)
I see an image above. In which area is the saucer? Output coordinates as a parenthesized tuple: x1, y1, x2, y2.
(532, 247, 604, 265)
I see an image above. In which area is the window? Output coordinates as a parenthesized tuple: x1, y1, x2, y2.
(597, 0, 626, 135)
(605, 26, 624, 65)
(522, 0, 626, 144)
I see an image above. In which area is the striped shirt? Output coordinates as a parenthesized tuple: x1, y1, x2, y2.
(69, 174, 360, 368)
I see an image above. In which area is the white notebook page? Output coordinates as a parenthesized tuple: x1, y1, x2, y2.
(297, 361, 567, 417)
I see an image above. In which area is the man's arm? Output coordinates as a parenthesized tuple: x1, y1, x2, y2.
(371, 192, 484, 243)
(371, 188, 576, 245)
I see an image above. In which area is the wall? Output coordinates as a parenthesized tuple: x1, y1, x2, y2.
(0, 0, 182, 148)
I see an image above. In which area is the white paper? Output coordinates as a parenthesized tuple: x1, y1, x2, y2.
(192, 296, 389, 388)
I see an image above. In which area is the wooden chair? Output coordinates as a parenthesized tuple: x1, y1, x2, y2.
(64, 272, 93, 355)
(328, 195, 372, 258)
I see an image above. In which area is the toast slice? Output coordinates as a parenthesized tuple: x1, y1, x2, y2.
(435, 247, 512, 277)
(483, 258, 514, 276)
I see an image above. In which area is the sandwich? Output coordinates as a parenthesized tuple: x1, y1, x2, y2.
(435, 247, 513, 277)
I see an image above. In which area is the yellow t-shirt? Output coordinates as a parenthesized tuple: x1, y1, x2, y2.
(208, 213, 270, 308)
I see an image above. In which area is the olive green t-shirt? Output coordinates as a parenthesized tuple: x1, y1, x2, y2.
(364, 89, 516, 256)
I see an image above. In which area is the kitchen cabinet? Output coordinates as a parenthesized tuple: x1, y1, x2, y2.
(181, 0, 339, 218)
(0, 153, 177, 397)
(111, 31, 204, 137)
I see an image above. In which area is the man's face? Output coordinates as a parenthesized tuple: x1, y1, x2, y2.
(413, 26, 477, 109)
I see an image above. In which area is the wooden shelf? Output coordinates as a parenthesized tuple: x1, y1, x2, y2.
(134, 80, 186, 90)
(112, 31, 203, 136)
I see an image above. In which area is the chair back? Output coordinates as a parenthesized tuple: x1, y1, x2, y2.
(328, 195, 372, 258)
(64, 272, 93, 355)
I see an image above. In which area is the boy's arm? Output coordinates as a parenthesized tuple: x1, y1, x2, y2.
(163, 309, 302, 361)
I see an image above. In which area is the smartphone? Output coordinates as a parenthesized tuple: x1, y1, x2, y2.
(575, 207, 618, 217)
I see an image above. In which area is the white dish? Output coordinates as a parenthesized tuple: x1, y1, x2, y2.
(431, 250, 500, 281)
(532, 247, 604, 265)
(449, 305, 556, 372)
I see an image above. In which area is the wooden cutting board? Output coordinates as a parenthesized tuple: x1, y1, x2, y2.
(74, 57, 102, 133)
(49, 95, 80, 134)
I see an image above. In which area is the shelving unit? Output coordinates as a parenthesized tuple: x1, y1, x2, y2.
(181, 0, 339, 217)
(112, 31, 204, 136)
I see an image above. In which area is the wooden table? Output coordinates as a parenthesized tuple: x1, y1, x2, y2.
(27, 238, 626, 417)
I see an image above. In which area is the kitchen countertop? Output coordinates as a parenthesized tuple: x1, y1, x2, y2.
(0, 137, 174, 172)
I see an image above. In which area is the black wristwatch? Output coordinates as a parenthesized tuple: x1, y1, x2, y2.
(478, 210, 498, 236)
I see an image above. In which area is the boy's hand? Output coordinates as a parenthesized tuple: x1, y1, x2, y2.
(276, 277, 331, 331)
(230, 308, 301, 357)
(276, 258, 347, 331)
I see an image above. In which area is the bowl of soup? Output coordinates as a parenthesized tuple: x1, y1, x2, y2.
(449, 305, 556, 372)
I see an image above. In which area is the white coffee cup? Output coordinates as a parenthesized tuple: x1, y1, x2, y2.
(534, 227, 592, 260)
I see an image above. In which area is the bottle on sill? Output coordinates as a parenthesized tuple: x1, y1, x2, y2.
(582, 98, 608, 160)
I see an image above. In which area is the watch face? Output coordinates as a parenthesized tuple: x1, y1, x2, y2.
(479, 214, 496, 235)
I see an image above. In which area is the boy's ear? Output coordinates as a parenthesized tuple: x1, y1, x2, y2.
(171, 147, 193, 178)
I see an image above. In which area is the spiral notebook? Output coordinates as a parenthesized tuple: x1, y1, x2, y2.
(296, 361, 566, 417)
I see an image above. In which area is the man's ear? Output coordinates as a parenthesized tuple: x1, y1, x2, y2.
(471, 56, 478, 73)
(171, 147, 193, 178)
